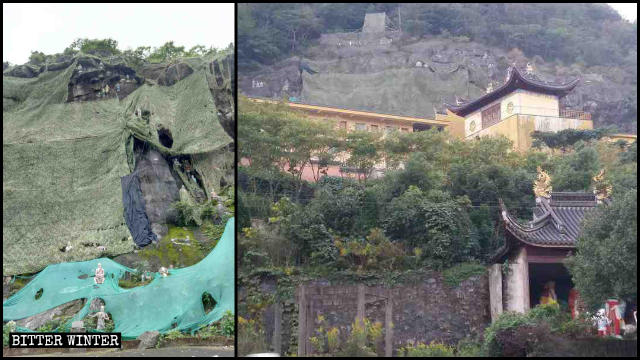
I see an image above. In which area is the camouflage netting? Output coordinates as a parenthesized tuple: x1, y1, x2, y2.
(301, 65, 477, 118)
(3, 52, 233, 275)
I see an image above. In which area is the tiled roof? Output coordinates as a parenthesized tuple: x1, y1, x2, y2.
(445, 66, 579, 117)
(499, 192, 597, 248)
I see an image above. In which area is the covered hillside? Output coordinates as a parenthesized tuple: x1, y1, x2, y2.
(3, 46, 235, 275)
(238, 3, 637, 133)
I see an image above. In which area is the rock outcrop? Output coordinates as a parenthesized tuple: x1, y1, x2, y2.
(240, 37, 637, 133)
(15, 299, 85, 330)
(135, 149, 181, 240)
(139, 62, 194, 86)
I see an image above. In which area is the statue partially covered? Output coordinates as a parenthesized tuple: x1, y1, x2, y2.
(89, 305, 110, 330)
(94, 263, 105, 284)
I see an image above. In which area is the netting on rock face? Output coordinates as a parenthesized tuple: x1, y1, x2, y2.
(301, 66, 472, 119)
(3, 218, 234, 339)
(3, 52, 234, 275)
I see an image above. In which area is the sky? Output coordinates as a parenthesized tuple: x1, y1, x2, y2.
(608, 3, 637, 22)
(3, 3, 234, 64)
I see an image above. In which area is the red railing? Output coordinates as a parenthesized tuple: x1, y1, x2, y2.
(560, 109, 591, 120)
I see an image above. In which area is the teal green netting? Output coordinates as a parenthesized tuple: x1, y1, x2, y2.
(3, 217, 235, 340)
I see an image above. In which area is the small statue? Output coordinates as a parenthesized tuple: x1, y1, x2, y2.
(486, 82, 493, 94)
(159, 266, 169, 277)
(568, 288, 584, 319)
(595, 308, 610, 336)
(64, 242, 73, 252)
(533, 166, 552, 198)
(94, 263, 105, 284)
(539, 281, 558, 307)
(525, 62, 534, 76)
(89, 305, 110, 330)
(606, 299, 625, 337)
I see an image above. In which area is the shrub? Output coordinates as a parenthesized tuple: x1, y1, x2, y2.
(238, 316, 269, 356)
(442, 262, 486, 287)
(400, 341, 456, 357)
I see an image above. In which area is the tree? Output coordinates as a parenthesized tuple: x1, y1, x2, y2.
(567, 189, 637, 309)
(69, 38, 120, 55)
(342, 130, 383, 183)
(28, 51, 46, 65)
(148, 41, 185, 63)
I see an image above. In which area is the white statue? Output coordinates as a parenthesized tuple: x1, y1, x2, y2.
(94, 263, 105, 284)
(159, 266, 169, 277)
(526, 62, 534, 76)
(64, 242, 73, 252)
(90, 305, 110, 330)
(594, 308, 611, 336)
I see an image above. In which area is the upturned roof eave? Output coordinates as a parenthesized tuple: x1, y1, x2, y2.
(446, 67, 579, 117)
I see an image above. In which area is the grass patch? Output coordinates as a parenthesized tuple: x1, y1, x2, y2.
(442, 263, 486, 287)
(138, 225, 205, 267)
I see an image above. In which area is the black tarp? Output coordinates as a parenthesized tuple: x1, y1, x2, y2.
(121, 173, 157, 247)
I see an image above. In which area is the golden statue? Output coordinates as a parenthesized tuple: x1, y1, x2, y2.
(593, 169, 613, 201)
(533, 166, 552, 198)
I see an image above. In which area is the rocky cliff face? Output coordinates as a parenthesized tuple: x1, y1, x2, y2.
(240, 35, 637, 133)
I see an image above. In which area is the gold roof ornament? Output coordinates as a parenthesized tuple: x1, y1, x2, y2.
(533, 166, 552, 198)
(592, 169, 613, 201)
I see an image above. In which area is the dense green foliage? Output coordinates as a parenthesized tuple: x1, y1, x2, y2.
(483, 304, 598, 357)
(238, 3, 637, 70)
(568, 188, 637, 309)
(18, 38, 231, 69)
(531, 127, 616, 151)
(239, 99, 637, 274)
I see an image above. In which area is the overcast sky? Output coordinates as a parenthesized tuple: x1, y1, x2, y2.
(608, 3, 637, 22)
(3, 3, 636, 65)
(3, 3, 234, 64)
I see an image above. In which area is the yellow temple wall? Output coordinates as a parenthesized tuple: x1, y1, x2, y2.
(513, 90, 559, 117)
(469, 114, 593, 151)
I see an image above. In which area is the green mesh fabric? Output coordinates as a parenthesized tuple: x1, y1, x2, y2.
(3, 52, 233, 275)
(3, 218, 234, 340)
(301, 66, 475, 118)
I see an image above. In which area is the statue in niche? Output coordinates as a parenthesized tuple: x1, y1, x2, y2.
(94, 263, 105, 284)
(539, 281, 558, 307)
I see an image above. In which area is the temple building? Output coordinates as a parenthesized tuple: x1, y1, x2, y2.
(245, 64, 635, 181)
(488, 167, 611, 321)
(445, 64, 595, 151)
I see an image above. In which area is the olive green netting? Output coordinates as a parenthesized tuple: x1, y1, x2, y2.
(124, 58, 231, 156)
(3, 52, 233, 275)
(301, 66, 479, 118)
(3, 218, 234, 340)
